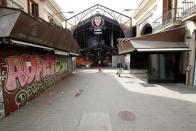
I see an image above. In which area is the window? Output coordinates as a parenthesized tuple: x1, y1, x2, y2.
(28, 0, 39, 17)
(168, 0, 173, 10)
(163, 0, 173, 15)
(0, 0, 7, 6)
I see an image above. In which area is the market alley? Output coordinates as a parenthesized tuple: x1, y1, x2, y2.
(0, 69, 196, 131)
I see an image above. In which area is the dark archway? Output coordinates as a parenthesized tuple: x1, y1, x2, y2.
(141, 23, 152, 35)
(74, 14, 125, 66)
(130, 25, 137, 37)
(65, 4, 132, 67)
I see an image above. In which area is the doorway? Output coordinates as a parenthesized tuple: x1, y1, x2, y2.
(148, 53, 180, 83)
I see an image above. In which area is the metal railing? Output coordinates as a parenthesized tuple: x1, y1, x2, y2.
(6, 0, 24, 10)
(182, 0, 196, 17)
(152, 8, 182, 31)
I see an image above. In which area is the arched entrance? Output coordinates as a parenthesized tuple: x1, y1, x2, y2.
(141, 23, 152, 35)
(66, 4, 132, 67)
(74, 14, 125, 66)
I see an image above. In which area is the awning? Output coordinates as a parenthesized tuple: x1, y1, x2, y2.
(11, 39, 54, 50)
(137, 48, 190, 52)
(69, 52, 80, 56)
(0, 7, 80, 54)
(129, 40, 190, 52)
(54, 50, 69, 56)
(117, 27, 189, 54)
(11, 39, 79, 56)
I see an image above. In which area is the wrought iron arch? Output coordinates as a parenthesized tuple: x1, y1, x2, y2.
(65, 4, 132, 37)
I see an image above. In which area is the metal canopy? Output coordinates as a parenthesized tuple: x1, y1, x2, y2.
(137, 48, 190, 52)
(131, 40, 187, 49)
(130, 40, 189, 52)
(117, 27, 189, 54)
(0, 7, 80, 54)
(118, 40, 189, 54)
(65, 4, 132, 37)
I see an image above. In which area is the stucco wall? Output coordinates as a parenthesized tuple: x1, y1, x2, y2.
(185, 21, 196, 86)
(11, 0, 65, 26)
(12, 0, 28, 12)
(135, 0, 158, 36)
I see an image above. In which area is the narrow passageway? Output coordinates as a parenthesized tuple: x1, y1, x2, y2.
(0, 69, 196, 131)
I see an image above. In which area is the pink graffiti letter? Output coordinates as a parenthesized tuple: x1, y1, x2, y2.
(42, 55, 51, 78)
(22, 55, 36, 85)
(34, 55, 42, 81)
(6, 56, 28, 92)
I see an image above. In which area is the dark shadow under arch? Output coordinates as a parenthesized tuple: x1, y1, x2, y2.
(141, 23, 152, 35)
(74, 14, 125, 66)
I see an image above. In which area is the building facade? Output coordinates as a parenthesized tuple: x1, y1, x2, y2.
(152, 0, 196, 86)
(0, 0, 65, 26)
(120, 0, 196, 86)
(0, 1, 79, 119)
(180, 0, 196, 86)
(132, 0, 162, 36)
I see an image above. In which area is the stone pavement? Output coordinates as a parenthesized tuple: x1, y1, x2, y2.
(0, 69, 196, 131)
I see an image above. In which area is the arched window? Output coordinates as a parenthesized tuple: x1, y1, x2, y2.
(141, 23, 152, 35)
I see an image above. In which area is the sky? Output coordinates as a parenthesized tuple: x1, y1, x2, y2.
(55, 0, 140, 19)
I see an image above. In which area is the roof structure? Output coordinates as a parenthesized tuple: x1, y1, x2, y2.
(65, 4, 132, 37)
(117, 27, 189, 54)
(0, 7, 79, 54)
